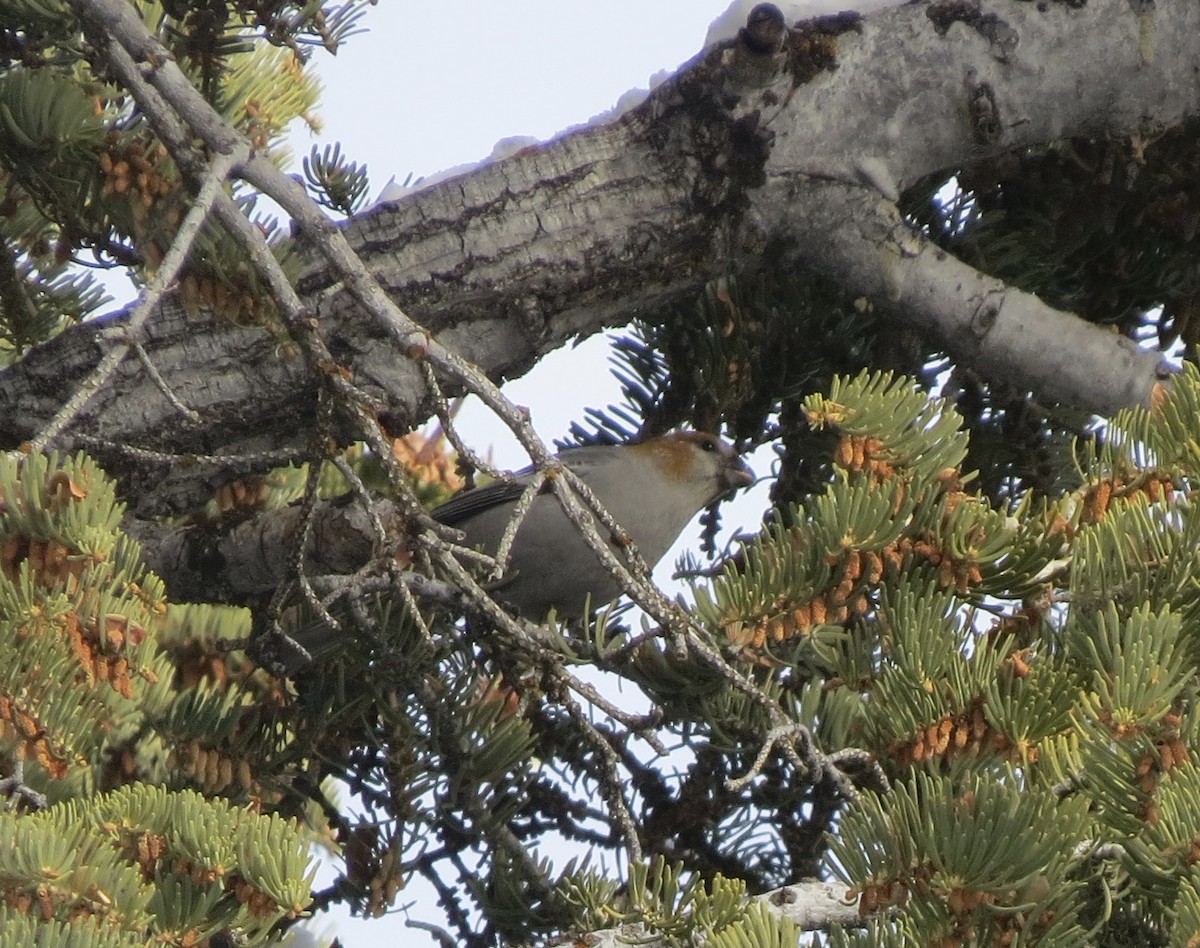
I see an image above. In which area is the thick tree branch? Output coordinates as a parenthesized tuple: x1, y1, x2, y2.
(0, 0, 1193, 516)
(124, 496, 403, 603)
(762, 179, 1162, 414)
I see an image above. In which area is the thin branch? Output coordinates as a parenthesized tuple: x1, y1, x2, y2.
(726, 723, 815, 793)
(555, 666, 669, 757)
(416, 359, 503, 482)
(554, 691, 644, 866)
(29, 144, 244, 452)
(122, 335, 202, 423)
(0, 760, 49, 812)
(490, 469, 547, 583)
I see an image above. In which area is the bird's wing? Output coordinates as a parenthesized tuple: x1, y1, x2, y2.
(432, 444, 613, 527)
(432, 478, 535, 526)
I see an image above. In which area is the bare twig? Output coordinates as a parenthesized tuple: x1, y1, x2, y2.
(489, 469, 546, 582)
(415, 359, 503, 481)
(552, 665, 669, 757)
(0, 760, 49, 812)
(551, 683, 645, 866)
(30, 144, 243, 452)
(726, 723, 814, 793)
(123, 335, 202, 423)
(70, 437, 305, 469)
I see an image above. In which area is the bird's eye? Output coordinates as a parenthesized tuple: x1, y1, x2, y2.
(699, 437, 718, 453)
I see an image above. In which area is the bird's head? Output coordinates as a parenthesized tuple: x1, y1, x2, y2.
(630, 430, 754, 508)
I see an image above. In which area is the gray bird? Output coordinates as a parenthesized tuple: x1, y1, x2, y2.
(438, 430, 753, 619)
(277, 431, 752, 669)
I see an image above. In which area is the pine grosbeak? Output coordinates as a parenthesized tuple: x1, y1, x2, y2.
(278, 432, 751, 670)
(439, 430, 753, 619)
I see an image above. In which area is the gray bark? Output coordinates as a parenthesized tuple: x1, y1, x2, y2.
(0, 0, 1191, 521)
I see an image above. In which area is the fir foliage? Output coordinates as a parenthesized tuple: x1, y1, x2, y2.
(0, 785, 315, 944)
(9, 360, 1200, 944)
(0, 0, 352, 357)
(6, 1, 1200, 944)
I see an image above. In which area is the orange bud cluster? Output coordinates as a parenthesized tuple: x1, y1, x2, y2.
(170, 857, 220, 888)
(724, 446, 991, 659)
(3, 884, 59, 921)
(1080, 478, 1115, 523)
(881, 534, 983, 594)
(1, 472, 101, 585)
(177, 739, 257, 795)
(99, 139, 174, 218)
(108, 828, 169, 878)
(726, 524, 987, 661)
(888, 702, 1016, 769)
(1081, 472, 1176, 524)
(231, 874, 288, 918)
(0, 696, 69, 779)
(853, 874, 1044, 945)
(172, 642, 234, 690)
(939, 888, 1044, 948)
(851, 879, 908, 917)
(178, 273, 265, 324)
(241, 98, 278, 151)
(45, 471, 88, 511)
(99, 745, 143, 791)
(1001, 648, 1033, 680)
(725, 548, 883, 653)
(853, 860, 1056, 942)
(1132, 729, 1192, 823)
(213, 477, 269, 514)
(834, 435, 895, 479)
(0, 535, 98, 586)
(1100, 711, 1140, 741)
(133, 834, 165, 878)
(393, 429, 465, 495)
(932, 467, 967, 496)
(1135, 751, 1162, 801)
(946, 887, 998, 915)
(1156, 733, 1191, 773)
(66, 612, 144, 700)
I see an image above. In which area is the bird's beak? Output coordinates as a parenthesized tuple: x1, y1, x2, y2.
(723, 457, 755, 494)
